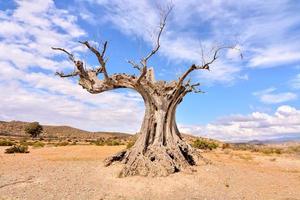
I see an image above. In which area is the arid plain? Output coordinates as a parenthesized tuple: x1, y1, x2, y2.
(1, 145, 299, 200)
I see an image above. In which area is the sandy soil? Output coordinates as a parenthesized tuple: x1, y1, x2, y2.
(0, 145, 299, 200)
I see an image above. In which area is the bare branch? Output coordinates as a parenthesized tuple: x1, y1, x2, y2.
(177, 45, 242, 87)
(52, 47, 84, 78)
(184, 81, 204, 93)
(79, 40, 109, 80)
(55, 71, 79, 78)
(127, 60, 142, 71)
(101, 41, 108, 57)
(142, 5, 173, 67)
(51, 47, 75, 63)
(136, 5, 173, 84)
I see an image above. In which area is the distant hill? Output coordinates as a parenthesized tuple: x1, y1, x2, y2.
(0, 120, 221, 143)
(0, 120, 131, 139)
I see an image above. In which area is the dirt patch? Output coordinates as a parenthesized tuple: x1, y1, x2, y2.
(0, 146, 299, 200)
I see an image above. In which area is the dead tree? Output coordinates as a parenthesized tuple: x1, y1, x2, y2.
(52, 7, 240, 177)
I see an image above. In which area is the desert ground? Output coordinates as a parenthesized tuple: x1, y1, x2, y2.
(0, 145, 299, 200)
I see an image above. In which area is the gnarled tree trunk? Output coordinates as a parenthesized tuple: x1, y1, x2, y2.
(104, 78, 200, 177)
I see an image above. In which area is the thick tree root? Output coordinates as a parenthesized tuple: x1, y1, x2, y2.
(104, 142, 209, 177)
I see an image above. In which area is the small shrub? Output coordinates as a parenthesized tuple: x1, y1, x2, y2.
(25, 122, 43, 138)
(222, 143, 230, 149)
(91, 139, 121, 146)
(286, 146, 300, 153)
(91, 139, 105, 146)
(0, 139, 15, 146)
(32, 141, 45, 148)
(260, 147, 282, 155)
(274, 148, 282, 154)
(192, 139, 218, 150)
(5, 145, 29, 154)
(55, 141, 69, 146)
(106, 140, 120, 146)
(20, 140, 34, 146)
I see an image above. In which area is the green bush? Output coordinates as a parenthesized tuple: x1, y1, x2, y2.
(0, 139, 15, 146)
(192, 139, 218, 150)
(5, 145, 29, 154)
(25, 122, 43, 138)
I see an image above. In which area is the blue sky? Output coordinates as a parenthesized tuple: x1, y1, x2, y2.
(0, 0, 300, 141)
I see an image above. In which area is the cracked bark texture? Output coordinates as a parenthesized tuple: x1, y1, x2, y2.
(52, 6, 240, 177)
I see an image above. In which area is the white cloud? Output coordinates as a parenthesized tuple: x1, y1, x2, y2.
(249, 45, 300, 68)
(253, 87, 297, 104)
(0, 80, 143, 132)
(179, 105, 300, 141)
(82, 0, 244, 84)
(83, 0, 300, 82)
(290, 73, 300, 89)
(0, 0, 144, 132)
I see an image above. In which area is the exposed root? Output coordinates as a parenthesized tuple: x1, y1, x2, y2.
(104, 142, 209, 177)
(103, 150, 126, 167)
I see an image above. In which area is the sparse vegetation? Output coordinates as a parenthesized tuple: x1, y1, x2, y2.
(91, 139, 105, 146)
(224, 143, 293, 155)
(286, 145, 300, 153)
(25, 122, 43, 138)
(5, 144, 29, 154)
(0, 139, 15, 146)
(32, 141, 45, 148)
(106, 140, 120, 146)
(126, 140, 136, 149)
(261, 147, 282, 155)
(192, 139, 218, 150)
(20, 140, 34, 146)
(90, 139, 122, 146)
(222, 143, 231, 149)
(55, 141, 69, 146)
(238, 154, 253, 161)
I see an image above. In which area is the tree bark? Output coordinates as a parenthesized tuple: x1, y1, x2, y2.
(103, 77, 201, 177)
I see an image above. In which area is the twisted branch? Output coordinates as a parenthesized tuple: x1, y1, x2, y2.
(51, 47, 82, 78)
(79, 40, 109, 80)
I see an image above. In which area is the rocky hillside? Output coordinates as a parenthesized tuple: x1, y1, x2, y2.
(0, 120, 131, 139)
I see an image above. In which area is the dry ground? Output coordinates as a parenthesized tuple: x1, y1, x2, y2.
(0, 145, 299, 200)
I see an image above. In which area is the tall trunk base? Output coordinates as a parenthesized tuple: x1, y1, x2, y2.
(104, 141, 207, 177)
